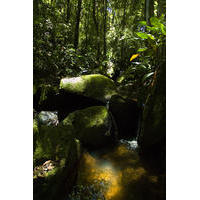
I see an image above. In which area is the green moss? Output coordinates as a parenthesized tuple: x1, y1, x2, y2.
(34, 139, 82, 200)
(33, 119, 39, 134)
(33, 124, 73, 166)
(61, 106, 112, 148)
(60, 74, 117, 102)
(33, 118, 39, 153)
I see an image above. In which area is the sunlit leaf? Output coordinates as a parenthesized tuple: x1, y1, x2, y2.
(136, 32, 149, 39)
(130, 54, 139, 61)
(136, 65, 147, 70)
(148, 34, 155, 40)
(160, 24, 166, 35)
(150, 17, 160, 27)
(117, 76, 125, 83)
(137, 48, 148, 52)
(142, 72, 154, 82)
(139, 21, 147, 25)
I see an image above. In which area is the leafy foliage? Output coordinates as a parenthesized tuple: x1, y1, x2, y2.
(116, 14, 166, 102)
(34, 0, 166, 104)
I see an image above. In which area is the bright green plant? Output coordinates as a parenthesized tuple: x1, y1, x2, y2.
(116, 15, 166, 103)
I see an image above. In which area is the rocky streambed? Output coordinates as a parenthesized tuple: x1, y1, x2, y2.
(33, 74, 165, 200)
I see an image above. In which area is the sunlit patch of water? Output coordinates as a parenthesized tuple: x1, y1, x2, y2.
(77, 153, 122, 199)
(74, 142, 164, 200)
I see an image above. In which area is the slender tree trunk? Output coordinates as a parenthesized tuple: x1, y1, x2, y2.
(74, 0, 82, 49)
(66, 0, 70, 23)
(85, 17, 88, 49)
(144, 0, 154, 24)
(103, 0, 107, 60)
(112, 11, 115, 24)
(93, 0, 100, 62)
(85, 4, 90, 49)
(121, 3, 126, 64)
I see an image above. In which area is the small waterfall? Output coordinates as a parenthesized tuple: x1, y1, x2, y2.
(119, 139, 138, 151)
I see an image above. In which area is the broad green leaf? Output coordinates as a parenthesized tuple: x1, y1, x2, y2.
(139, 21, 147, 25)
(137, 48, 148, 52)
(150, 17, 160, 27)
(148, 34, 155, 40)
(147, 26, 159, 32)
(136, 32, 149, 39)
(160, 24, 166, 35)
(117, 76, 125, 83)
(136, 65, 147, 70)
(130, 54, 139, 61)
(142, 72, 154, 82)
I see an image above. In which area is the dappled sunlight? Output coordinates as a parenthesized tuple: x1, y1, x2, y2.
(78, 153, 122, 199)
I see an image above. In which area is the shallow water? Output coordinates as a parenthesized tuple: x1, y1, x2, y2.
(74, 140, 165, 200)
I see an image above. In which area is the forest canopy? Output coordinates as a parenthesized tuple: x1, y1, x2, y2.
(33, 0, 166, 104)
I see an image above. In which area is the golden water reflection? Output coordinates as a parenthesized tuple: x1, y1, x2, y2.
(77, 144, 165, 200)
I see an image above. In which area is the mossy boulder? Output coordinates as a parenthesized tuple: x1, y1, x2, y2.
(109, 95, 141, 139)
(34, 138, 82, 200)
(61, 106, 114, 148)
(34, 123, 74, 165)
(60, 74, 117, 103)
(33, 113, 83, 200)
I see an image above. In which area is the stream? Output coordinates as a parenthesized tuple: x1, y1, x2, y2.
(69, 139, 165, 200)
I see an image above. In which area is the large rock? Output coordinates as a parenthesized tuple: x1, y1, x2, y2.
(33, 121, 82, 200)
(38, 111, 59, 126)
(33, 105, 114, 199)
(61, 106, 114, 148)
(109, 95, 141, 139)
(60, 74, 117, 103)
(34, 139, 81, 200)
(138, 61, 166, 171)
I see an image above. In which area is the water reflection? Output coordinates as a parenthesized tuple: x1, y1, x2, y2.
(76, 140, 165, 200)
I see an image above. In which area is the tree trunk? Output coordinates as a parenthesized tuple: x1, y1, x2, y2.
(144, 0, 154, 24)
(74, 0, 82, 49)
(103, 0, 107, 60)
(93, 0, 100, 62)
(120, 3, 126, 65)
(66, 0, 70, 23)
